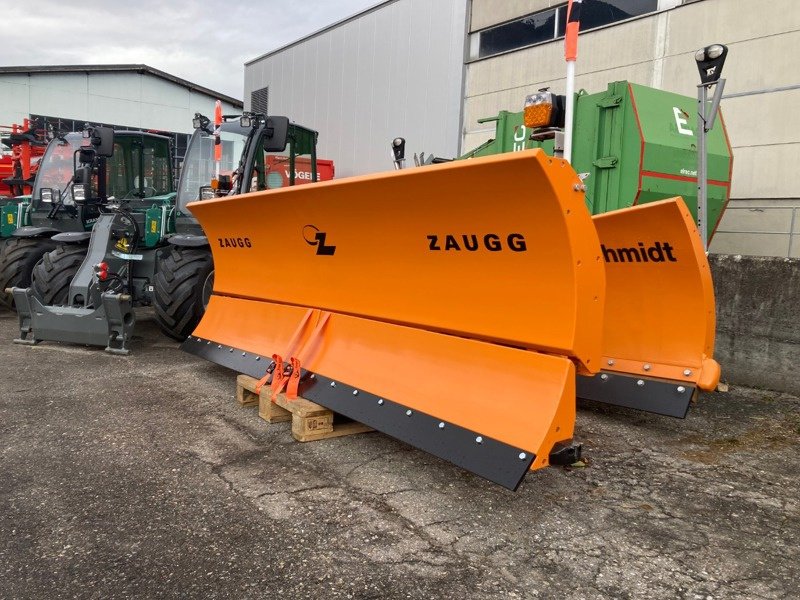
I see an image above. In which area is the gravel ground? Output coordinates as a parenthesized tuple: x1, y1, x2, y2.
(1, 309, 798, 599)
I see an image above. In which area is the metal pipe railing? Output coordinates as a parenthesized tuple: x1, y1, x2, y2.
(714, 205, 800, 257)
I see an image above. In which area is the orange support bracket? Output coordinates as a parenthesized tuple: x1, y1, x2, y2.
(285, 311, 332, 399)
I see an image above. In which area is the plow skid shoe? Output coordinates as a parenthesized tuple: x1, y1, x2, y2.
(183, 296, 578, 490)
(191, 150, 605, 373)
(584, 198, 721, 416)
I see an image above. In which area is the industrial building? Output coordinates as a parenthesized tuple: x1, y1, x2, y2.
(244, 0, 469, 178)
(0, 64, 243, 169)
(244, 0, 799, 257)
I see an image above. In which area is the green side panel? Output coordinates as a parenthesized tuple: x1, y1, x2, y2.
(1, 203, 17, 237)
(1, 198, 31, 237)
(639, 175, 728, 234)
(571, 81, 642, 215)
(570, 81, 732, 227)
(148, 192, 176, 204)
(628, 82, 731, 232)
(144, 205, 162, 248)
(460, 111, 536, 159)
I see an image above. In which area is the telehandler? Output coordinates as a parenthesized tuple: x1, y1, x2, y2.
(0, 126, 173, 308)
(10, 113, 327, 353)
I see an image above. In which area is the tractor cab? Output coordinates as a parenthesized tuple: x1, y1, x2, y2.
(176, 113, 319, 232)
(23, 128, 174, 234)
(248, 119, 318, 192)
(30, 133, 84, 208)
(0, 127, 176, 309)
(105, 131, 173, 203)
(2, 131, 85, 238)
(176, 119, 250, 216)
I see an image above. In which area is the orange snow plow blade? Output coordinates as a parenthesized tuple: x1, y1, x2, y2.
(182, 150, 604, 489)
(577, 198, 721, 417)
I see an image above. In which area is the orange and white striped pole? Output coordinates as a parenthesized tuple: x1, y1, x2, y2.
(214, 100, 222, 179)
(564, 0, 582, 162)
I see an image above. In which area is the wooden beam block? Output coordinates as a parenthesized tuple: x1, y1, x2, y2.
(236, 375, 260, 406)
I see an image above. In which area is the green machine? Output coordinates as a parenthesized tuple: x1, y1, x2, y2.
(0, 128, 175, 308)
(10, 113, 321, 354)
(461, 81, 732, 238)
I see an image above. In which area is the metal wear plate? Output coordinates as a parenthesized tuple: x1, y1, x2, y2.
(181, 335, 270, 376)
(182, 335, 536, 490)
(576, 372, 695, 418)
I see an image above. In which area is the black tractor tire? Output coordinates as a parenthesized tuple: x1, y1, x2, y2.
(153, 246, 214, 341)
(30, 244, 88, 306)
(0, 236, 58, 309)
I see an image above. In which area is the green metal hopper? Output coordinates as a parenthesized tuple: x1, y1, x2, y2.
(461, 81, 733, 239)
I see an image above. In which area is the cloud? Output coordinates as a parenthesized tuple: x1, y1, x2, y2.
(2, 0, 380, 99)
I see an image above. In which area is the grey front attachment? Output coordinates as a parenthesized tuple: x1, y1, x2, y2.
(11, 213, 136, 355)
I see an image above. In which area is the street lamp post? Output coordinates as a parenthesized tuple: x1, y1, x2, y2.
(694, 43, 728, 252)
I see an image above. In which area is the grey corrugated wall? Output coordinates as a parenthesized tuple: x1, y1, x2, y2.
(244, 0, 469, 178)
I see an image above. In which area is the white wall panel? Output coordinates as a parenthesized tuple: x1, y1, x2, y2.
(139, 76, 188, 108)
(88, 73, 142, 102)
(188, 94, 234, 120)
(664, 0, 800, 57)
(28, 73, 88, 96)
(28, 74, 89, 119)
(87, 95, 142, 128)
(660, 29, 800, 98)
(728, 143, 800, 201)
(0, 71, 240, 134)
(0, 75, 33, 124)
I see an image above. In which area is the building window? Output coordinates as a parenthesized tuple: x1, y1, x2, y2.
(469, 0, 660, 61)
(477, 9, 560, 58)
(251, 86, 269, 115)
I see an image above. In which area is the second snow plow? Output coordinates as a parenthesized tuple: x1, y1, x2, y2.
(579, 199, 720, 417)
(182, 149, 720, 490)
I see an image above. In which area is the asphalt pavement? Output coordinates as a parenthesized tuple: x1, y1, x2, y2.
(1, 309, 798, 599)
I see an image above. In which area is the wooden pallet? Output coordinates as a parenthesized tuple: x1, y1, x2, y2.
(236, 374, 373, 442)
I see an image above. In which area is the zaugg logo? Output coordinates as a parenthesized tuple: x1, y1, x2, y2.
(303, 225, 336, 256)
(601, 241, 677, 263)
(218, 237, 252, 248)
(428, 233, 527, 252)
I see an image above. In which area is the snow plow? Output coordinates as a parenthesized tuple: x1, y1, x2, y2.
(581, 199, 720, 418)
(182, 148, 720, 489)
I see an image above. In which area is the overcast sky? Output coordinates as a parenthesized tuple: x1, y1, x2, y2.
(3, 0, 381, 100)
